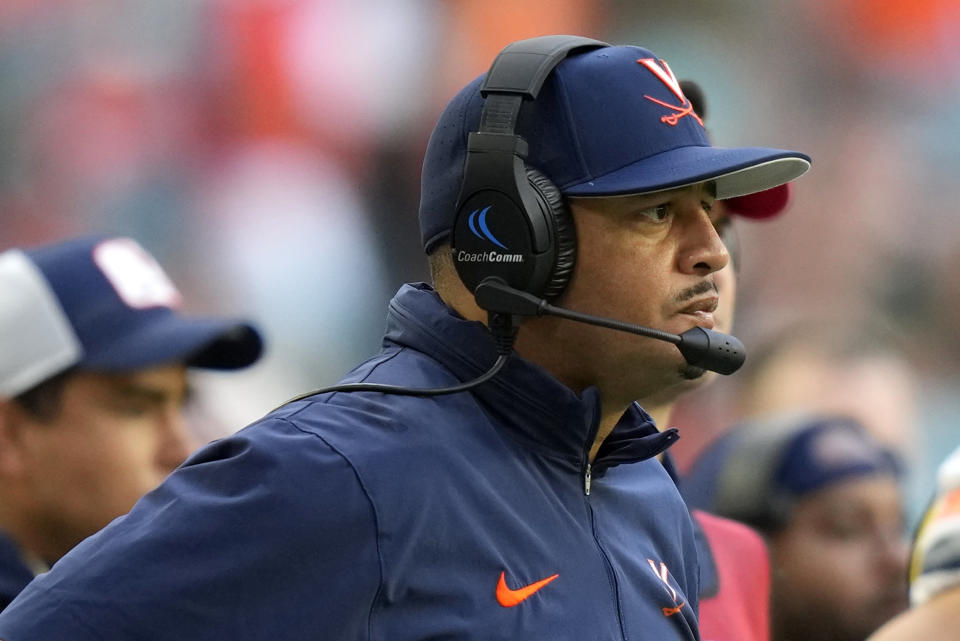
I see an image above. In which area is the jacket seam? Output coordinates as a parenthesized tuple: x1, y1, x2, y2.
(278, 415, 385, 641)
(279, 350, 406, 418)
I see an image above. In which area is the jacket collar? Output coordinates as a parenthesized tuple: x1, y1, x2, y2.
(384, 284, 678, 469)
(0, 530, 40, 606)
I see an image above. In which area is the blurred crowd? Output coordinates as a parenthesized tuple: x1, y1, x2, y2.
(3, 0, 960, 521)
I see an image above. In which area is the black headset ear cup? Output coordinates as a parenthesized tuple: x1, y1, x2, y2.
(525, 167, 576, 300)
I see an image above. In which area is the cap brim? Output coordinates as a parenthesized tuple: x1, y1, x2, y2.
(562, 146, 811, 200)
(80, 316, 263, 372)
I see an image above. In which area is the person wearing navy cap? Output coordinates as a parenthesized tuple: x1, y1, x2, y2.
(0, 36, 809, 640)
(683, 413, 909, 641)
(0, 235, 262, 610)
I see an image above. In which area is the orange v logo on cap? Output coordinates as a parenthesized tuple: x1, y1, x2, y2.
(496, 570, 559, 607)
(636, 58, 704, 128)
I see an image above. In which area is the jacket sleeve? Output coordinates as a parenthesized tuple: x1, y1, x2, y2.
(0, 414, 382, 641)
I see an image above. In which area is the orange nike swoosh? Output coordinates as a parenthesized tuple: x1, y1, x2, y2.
(662, 601, 686, 617)
(496, 570, 559, 607)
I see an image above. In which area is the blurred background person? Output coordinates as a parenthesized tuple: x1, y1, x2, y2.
(0, 235, 262, 609)
(684, 413, 909, 641)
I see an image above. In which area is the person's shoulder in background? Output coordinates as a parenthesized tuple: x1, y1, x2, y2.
(695, 510, 771, 641)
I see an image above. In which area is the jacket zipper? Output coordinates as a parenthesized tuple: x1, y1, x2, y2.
(581, 399, 625, 638)
(584, 480, 628, 640)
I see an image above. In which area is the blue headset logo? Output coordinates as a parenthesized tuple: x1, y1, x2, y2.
(468, 206, 508, 249)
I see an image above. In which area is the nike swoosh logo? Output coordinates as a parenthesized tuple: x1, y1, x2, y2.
(662, 601, 686, 617)
(496, 571, 559, 607)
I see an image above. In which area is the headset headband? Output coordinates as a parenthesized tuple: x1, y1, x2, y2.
(452, 36, 609, 301)
(474, 36, 610, 141)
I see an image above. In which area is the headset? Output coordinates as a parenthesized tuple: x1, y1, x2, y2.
(280, 36, 744, 405)
(450, 35, 609, 302)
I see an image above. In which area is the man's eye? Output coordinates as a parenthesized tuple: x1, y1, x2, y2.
(638, 205, 670, 223)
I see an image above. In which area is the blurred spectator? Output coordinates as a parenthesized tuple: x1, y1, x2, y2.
(684, 414, 909, 641)
(0, 235, 262, 610)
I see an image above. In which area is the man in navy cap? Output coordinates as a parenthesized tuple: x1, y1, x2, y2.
(0, 235, 262, 610)
(0, 36, 809, 639)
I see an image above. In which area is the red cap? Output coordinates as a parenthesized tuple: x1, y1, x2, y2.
(723, 183, 792, 220)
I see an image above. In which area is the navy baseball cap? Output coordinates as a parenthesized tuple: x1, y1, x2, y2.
(682, 413, 902, 532)
(419, 41, 811, 252)
(0, 236, 263, 398)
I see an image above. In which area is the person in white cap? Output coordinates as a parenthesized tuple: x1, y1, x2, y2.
(0, 235, 263, 609)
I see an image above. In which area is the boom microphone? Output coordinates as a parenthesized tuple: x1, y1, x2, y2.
(473, 278, 745, 375)
(278, 277, 745, 406)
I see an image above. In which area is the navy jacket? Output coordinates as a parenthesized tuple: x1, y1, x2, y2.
(0, 533, 34, 613)
(0, 284, 701, 640)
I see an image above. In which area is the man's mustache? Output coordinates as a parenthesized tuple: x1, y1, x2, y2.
(674, 280, 718, 304)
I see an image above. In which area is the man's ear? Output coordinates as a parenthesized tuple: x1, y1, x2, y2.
(0, 400, 31, 478)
